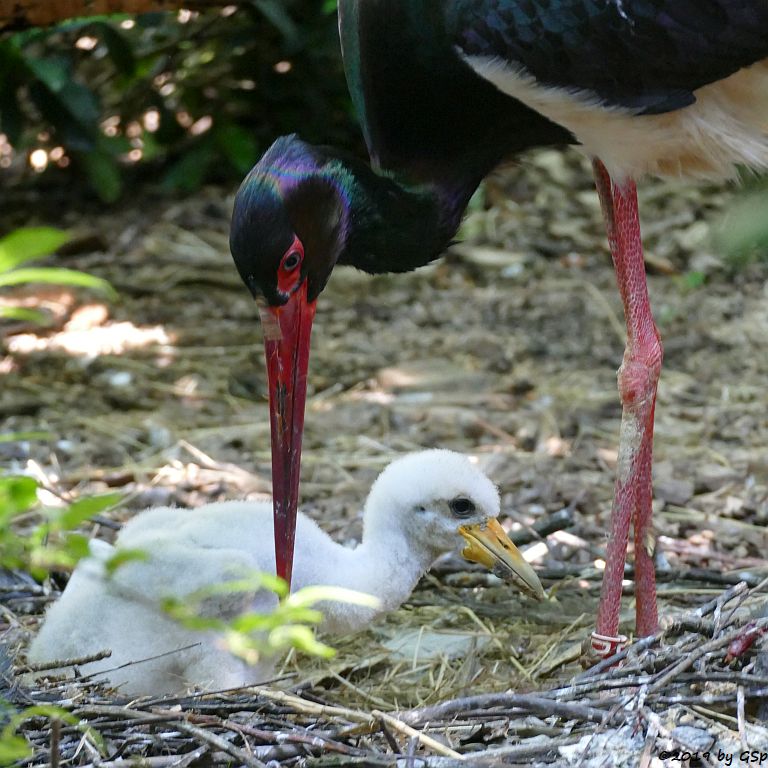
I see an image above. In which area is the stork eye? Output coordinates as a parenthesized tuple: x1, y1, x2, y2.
(449, 497, 475, 517)
(282, 251, 301, 272)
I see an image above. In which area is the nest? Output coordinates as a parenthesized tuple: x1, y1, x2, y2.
(6, 576, 768, 767)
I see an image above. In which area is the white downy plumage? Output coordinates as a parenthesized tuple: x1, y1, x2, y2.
(27, 450, 543, 697)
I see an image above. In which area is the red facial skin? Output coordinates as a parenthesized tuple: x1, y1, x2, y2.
(259, 236, 316, 587)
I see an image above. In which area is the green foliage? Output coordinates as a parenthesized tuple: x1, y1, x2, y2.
(0, 704, 105, 765)
(0, 2, 357, 201)
(673, 270, 707, 293)
(102, 547, 148, 576)
(0, 228, 71, 270)
(0, 227, 116, 324)
(0, 476, 118, 760)
(0, 705, 75, 765)
(163, 574, 379, 665)
(0, 474, 120, 580)
(0, 431, 53, 444)
(715, 189, 768, 268)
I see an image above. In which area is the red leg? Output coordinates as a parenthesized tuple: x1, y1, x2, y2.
(591, 159, 662, 654)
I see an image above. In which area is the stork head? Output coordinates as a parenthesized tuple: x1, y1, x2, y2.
(230, 135, 347, 585)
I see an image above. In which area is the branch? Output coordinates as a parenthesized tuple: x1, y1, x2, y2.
(0, 0, 225, 31)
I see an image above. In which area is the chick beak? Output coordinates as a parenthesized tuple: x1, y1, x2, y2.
(459, 518, 545, 599)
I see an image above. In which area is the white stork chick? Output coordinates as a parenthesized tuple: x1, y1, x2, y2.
(26, 450, 543, 697)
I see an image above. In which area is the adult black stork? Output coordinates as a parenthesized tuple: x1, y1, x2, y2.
(229, 1, 768, 659)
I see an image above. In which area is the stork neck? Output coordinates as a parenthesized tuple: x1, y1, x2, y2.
(314, 531, 432, 635)
(336, 157, 477, 275)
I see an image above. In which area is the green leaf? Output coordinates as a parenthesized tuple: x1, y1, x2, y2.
(0, 39, 25, 81)
(139, 131, 161, 162)
(58, 81, 100, 127)
(26, 57, 70, 93)
(56, 15, 132, 32)
(0, 733, 32, 764)
(0, 476, 38, 517)
(0, 267, 116, 299)
(98, 134, 132, 156)
(61, 534, 92, 560)
(104, 548, 148, 576)
(228, 612, 280, 633)
(252, 0, 302, 50)
(51, 492, 121, 530)
(229, 605, 323, 633)
(91, 22, 136, 76)
(30, 534, 91, 571)
(0, 431, 52, 444)
(0, 705, 81, 766)
(286, 585, 379, 610)
(7, 704, 76, 726)
(0, 306, 49, 325)
(161, 143, 215, 193)
(161, 597, 226, 631)
(682, 271, 706, 290)
(27, 82, 96, 151)
(81, 150, 123, 203)
(215, 123, 258, 174)
(254, 571, 288, 598)
(717, 192, 768, 265)
(0, 227, 72, 272)
(269, 624, 335, 658)
(24, 58, 100, 151)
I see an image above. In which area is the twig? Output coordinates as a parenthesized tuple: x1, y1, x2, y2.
(737, 686, 747, 751)
(693, 580, 750, 618)
(175, 721, 267, 768)
(24, 649, 112, 672)
(78, 642, 202, 681)
(396, 692, 616, 726)
(470, 734, 585, 762)
(375, 715, 402, 754)
(76, 748, 207, 768)
(222, 720, 363, 756)
(50, 717, 60, 768)
(648, 618, 768, 695)
(372, 710, 463, 760)
(576, 588, 753, 683)
(638, 716, 658, 768)
(248, 686, 376, 726)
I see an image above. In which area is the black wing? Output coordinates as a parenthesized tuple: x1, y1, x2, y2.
(448, 0, 768, 114)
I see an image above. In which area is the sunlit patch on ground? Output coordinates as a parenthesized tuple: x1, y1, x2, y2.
(6, 318, 173, 358)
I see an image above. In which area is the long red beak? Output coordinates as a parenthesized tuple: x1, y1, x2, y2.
(259, 281, 316, 588)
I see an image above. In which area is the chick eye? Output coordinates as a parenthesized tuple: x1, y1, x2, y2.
(449, 497, 476, 517)
(282, 251, 301, 272)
